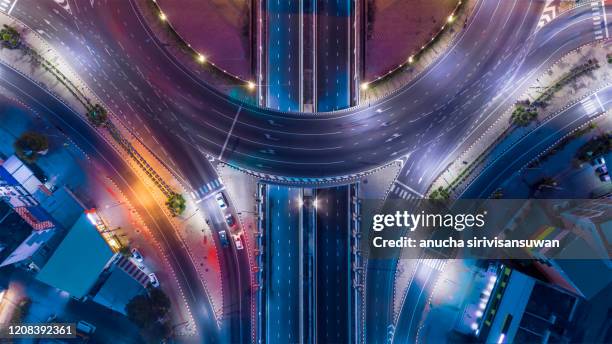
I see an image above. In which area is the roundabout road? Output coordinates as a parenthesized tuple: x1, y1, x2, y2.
(11, 0, 609, 182)
(2, 1, 611, 343)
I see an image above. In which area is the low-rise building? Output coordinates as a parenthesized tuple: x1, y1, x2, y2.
(91, 255, 149, 315)
(35, 213, 115, 300)
(475, 266, 580, 343)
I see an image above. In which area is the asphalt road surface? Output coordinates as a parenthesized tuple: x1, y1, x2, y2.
(2, 0, 611, 343)
(263, 185, 302, 343)
(7, 0, 608, 182)
(266, 0, 302, 111)
(316, 0, 352, 111)
(315, 186, 353, 343)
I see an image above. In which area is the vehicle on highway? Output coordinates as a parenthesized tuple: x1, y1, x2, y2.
(131, 248, 143, 262)
(225, 214, 236, 227)
(593, 156, 606, 167)
(219, 230, 229, 247)
(76, 321, 96, 335)
(148, 273, 160, 287)
(215, 193, 227, 209)
(234, 235, 244, 250)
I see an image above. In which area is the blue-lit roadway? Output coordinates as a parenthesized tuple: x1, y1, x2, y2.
(316, 0, 352, 111)
(315, 186, 352, 343)
(267, 0, 302, 111)
(264, 185, 301, 343)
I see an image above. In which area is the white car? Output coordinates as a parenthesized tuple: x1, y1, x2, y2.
(215, 193, 227, 209)
(148, 273, 160, 287)
(131, 248, 143, 262)
(234, 236, 244, 250)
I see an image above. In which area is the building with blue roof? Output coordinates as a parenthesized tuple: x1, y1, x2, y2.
(36, 213, 115, 299)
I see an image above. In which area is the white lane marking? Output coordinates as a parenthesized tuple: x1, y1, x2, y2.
(581, 97, 597, 114)
(0, 0, 11, 12)
(218, 107, 242, 160)
(537, 0, 557, 29)
(602, 0, 610, 38)
(394, 180, 425, 198)
(591, 0, 608, 39)
(6, 0, 16, 14)
(595, 93, 606, 112)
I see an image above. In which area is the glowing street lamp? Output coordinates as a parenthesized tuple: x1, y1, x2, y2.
(197, 54, 206, 63)
(159, 12, 167, 21)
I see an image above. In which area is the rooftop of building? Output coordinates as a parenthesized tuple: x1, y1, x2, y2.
(92, 256, 146, 315)
(36, 213, 114, 299)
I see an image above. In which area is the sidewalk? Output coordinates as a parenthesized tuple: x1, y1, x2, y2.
(429, 41, 612, 198)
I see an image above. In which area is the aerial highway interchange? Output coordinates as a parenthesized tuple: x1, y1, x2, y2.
(0, 0, 609, 343)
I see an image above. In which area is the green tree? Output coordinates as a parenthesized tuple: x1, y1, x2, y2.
(10, 298, 31, 324)
(0, 25, 21, 49)
(14, 131, 49, 163)
(511, 105, 538, 126)
(118, 245, 131, 257)
(166, 193, 186, 216)
(126, 288, 172, 339)
(430, 186, 450, 202)
(87, 104, 108, 127)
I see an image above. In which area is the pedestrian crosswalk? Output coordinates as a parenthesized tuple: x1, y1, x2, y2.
(0, 0, 17, 14)
(581, 94, 605, 117)
(591, 0, 609, 40)
(191, 178, 223, 201)
(582, 97, 598, 114)
(390, 182, 422, 201)
(421, 258, 446, 272)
